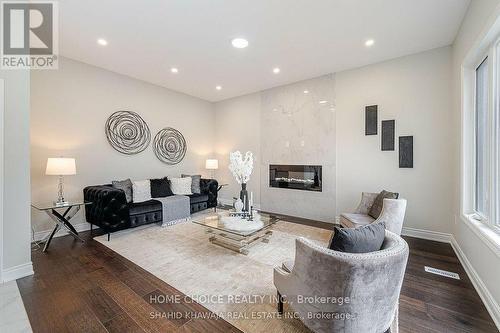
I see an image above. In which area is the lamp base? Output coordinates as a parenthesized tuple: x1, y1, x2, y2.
(54, 200, 70, 207)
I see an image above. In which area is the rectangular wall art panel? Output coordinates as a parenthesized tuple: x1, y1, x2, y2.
(365, 105, 378, 135)
(381, 120, 395, 151)
(399, 136, 413, 168)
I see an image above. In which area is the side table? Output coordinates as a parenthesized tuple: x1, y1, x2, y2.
(31, 201, 92, 252)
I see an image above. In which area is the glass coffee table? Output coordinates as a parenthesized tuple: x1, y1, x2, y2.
(192, 211, 277, 255)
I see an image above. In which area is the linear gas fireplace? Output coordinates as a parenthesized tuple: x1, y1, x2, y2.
(269, 165, 322, 192)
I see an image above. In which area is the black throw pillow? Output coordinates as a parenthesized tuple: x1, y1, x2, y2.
(328, 222, 386, 253)
(150, 178, 173, 198)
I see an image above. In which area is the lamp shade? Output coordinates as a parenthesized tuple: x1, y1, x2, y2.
(205, 159, 219, 170)
(46, 158, 76, 175)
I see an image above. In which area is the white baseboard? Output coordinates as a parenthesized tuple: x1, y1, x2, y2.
(399, 226, 499, 328)
(33, 222, 92, 242)
(450, 236, 500, 329)
(1, 262, 34, 282)
(401, 226, 452, 243)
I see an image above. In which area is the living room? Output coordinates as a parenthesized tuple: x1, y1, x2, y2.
(1, 0, 500, 332)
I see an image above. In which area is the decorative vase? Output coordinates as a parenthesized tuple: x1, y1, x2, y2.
(234, 198, 244, 212)
(240, 183, 249, 211)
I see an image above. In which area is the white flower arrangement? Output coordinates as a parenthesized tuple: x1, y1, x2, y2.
(228, 151, 254, 184)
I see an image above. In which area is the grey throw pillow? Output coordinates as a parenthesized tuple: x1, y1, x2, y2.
(368, 190, 399, 219)
(112, 178, 133, 203)
(181, 174, 201, 194)
(329, 222, 386, 253)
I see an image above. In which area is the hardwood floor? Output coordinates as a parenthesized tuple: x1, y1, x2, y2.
(17, 222, 498, 333)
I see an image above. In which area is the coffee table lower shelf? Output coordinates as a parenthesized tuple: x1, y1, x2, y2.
(206, 228, 273, 255)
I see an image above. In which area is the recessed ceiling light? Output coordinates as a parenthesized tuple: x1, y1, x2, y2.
(216, 85, 222, 90)
(273, 67, 280, 74)
(365, 39, 375, 47)
(319, 100, 328, 104)
(97, 38, 108, 46)
(231, 38, 249, 49)
(170, 67, 179, 73)
(303, 90, 309, 94)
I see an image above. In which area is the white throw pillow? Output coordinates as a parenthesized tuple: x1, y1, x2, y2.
(170, 177, 192, 195)
(132, 180, 151, 203)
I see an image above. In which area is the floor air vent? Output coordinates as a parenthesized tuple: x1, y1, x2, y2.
(424, 266, 460, 280)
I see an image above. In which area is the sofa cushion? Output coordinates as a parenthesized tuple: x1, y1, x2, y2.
(150, 177, 173, 198)
(182, 174, 201, 194)
(189, 193, 208, 204)
(368, 190, 399, 219)
(132, 180, 152, 203)
(112, 179, 133, 203)
(129, 199, 162, 215)
(329, 222, 386, 253)
(170, 177, 192, 195)
(340, 213, 375, 228)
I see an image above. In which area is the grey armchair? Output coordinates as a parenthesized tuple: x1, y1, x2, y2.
(340, 192, 407, 235)
(274, 231, 409, 333)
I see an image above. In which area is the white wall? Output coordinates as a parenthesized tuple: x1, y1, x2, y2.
(214, 93, 261, 206)
(451, 0, 500, 326)
(31, 57, 214, 233)
(336, 46, 454, 234)
(215, 48, 453, 229)
(0, 68, 32, 281)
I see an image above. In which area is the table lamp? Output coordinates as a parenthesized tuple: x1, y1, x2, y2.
(46, 157, 76, 206)
(205, 159, 218, 179)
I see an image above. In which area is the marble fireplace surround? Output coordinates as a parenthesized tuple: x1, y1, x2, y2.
(259, 74, 336, 222)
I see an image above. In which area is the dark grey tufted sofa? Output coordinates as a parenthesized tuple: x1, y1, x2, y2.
(83, 179, 218, 237)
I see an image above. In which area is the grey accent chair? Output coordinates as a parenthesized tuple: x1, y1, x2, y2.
(274, 231, 409, 333)
(340, 192, 407, 235)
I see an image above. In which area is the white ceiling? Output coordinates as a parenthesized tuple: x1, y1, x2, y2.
(59, 0, 470, 102)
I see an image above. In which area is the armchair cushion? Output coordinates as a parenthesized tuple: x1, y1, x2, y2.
(369, 190, 399, 219)
(340, 213, 375, 228)
(329, 222, 386, 253)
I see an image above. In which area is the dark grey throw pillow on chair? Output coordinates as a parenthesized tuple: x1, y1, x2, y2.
(328, 222, 386, 253)
(181, 174, 201, 194)
(111, 178, 133, 203)
(368, 190, 399, 219)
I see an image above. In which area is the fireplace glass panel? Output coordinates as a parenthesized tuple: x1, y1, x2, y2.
(269, 165, 322, 192)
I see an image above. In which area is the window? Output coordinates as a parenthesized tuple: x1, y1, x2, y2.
(465, 36, 500, 230)
(474, 58, 489, 218)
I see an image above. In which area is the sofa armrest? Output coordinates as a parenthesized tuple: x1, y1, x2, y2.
(83, 185, 130, 232)
(200, 178, 218, 207)
(354, 192, 378, 214)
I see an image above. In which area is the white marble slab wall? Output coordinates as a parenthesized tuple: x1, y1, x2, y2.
(260, 74, 336, 222)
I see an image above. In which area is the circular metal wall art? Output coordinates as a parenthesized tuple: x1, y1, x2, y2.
(105, 111, 151, 155)
(153, 127, 187, 165)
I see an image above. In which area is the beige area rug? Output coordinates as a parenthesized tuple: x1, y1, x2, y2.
(95, 211, 332, 333)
